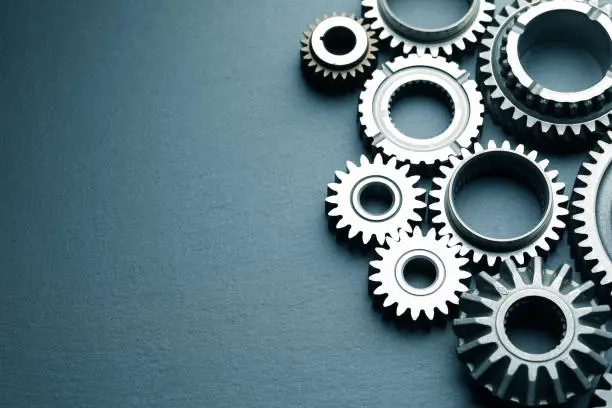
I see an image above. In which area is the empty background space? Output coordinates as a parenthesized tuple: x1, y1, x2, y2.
(0, 0, 603, 407)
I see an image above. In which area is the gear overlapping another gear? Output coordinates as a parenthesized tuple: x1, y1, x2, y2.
(326, 154, 426, 248)
(591, 372, 612, 407)
(362, 0, 494, 58)
(479, 0, 612, 150)
(430, 140, 568, 268)
(301, 13, 378, 93)
(369, 227, 471, 320)
(454, 257, 612, 406)
(569, 135, 612, 303)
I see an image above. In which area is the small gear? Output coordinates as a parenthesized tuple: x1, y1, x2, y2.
(591, 372, 612, 407)
(301, 13, 378, 92)
(359, 54, 483, 173)
(479, 0, 612, 150)
(369, 227, 471, 320)
(430, 140, 568, 268)
(454, 257, 612, 406)
(569, 135, 612, 303)
(361, 0, 494, 58)
(326, 154, 426, 248)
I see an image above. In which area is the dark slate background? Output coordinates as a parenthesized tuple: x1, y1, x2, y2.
(0, 0, 604, 407)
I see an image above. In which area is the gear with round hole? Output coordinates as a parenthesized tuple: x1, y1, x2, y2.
(301, 13, 378, 92)
(361, 0, 494, 58)
(325, 154, 426, 248)
(479, 0, 612, 150)
(369, 226, 471, 320)
(590, 372, 612, 407)
(359, 54, 484, 173)
(429, 140, 568, 268)
(569, 135, 612, 304)
(454, 257, 612, 406)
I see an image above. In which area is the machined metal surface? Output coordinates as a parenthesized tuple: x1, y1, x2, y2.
(429, 140, 568, 268)
(359, 55, 483, 172)
(369, 227, 471, 320)
(569, 136, 612, 302)
(301, 13, 378, 92)
(479, 0, 612, 149)
(591, 372, 612, 407)
(326, 154, 426, 247)
(362, 0, 494, 58)
(454, 258, 612, 406)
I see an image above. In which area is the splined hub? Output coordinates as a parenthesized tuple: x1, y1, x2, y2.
(479, 0, 612, 150)
(429, 140, 568, 268)
(454, 257, 612, 406)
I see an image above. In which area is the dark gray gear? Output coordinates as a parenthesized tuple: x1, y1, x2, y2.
(591, 372, 612, 407)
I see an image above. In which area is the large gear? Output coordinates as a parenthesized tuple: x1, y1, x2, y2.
(359, 54, 483, 173)
(454, 257, 612, 406)
(301, 13, 378, 92)
(369, 227, 471, 320)
(361, 0, 494, 58)
(430, 140, 568, 268)
(569, 135, 612, 303)
(326, 154, 426, 248)
(591, 372, 612, 407)
(479, 0, 612, 150)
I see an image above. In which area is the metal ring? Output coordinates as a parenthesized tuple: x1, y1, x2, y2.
(310, 16, 370, 69)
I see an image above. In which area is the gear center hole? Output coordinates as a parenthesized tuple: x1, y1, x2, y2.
(518, 10, 612, 92)
(402, 256, 438, 289)
(386, 0, 471, 30)
(359, 181, 395, 216)
(390, 81, 454, 140)
(504, 296, 566, 355)
(322, 26, 357, 56)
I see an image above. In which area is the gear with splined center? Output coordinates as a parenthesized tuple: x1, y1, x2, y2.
(361, 0, 494, 58)
(369, 227, 471, 321)
(429, 140, 568, 268)
(479, 0, 612, 150)
(454, 257, 612, 406)
(325, 154, 426, 248)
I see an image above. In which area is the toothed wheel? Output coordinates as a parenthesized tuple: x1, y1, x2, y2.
(325, 154, 426, 248)
(429, 140, 568, 268)
(300, 13, 378, 93)
(569, 135, 612, 303)
(369, 227, 471, 320)
(591, 372, 612, 407)
(361, 0, 494, 58)
(359, 54, 484, 173)
(479, 0, 612, 150)
(454, 258, 612, 406)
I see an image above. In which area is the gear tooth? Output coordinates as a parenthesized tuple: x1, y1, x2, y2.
(362, 231, 373, 246)
(457, 335, 494, 356)
(561, 357, 591, 391)
(336, 217, 349, 230)
(538, 158, 550, 170)
(372, 285, 386, 295)
(369, 260, 383, 272)
(487, 140, 497, 149)
(550, 263, 572, 290)
(346, 160, 358, 173)
(546, 365, 566, 405)
(568, 280, 596, 303)
(383, 296, 395, 308)
(375, 246, 387, 257)
(348, 226, 359, 240)
(410, 307, 420, 321)
(530, 257, 543, 285)
(577, 305, 611, 325)
(496, 361, 520, 398)
(501, 140, 511, 149)
(526, 366, 537, 406)
(579, 327, 612, 350)
(396, 303, 408, 317)
(372, 153, 383, 165)
(527, 150, 538, 161)
(500, 258, 524, 289)
(460, 292, 496, 313)
(473, 143, 484, 153)
(360, 155, 370, 167)
(474, 272, 508, 297)
(424, 307, 435, 320)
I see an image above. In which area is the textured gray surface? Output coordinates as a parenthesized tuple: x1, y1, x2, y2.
(0, 0, 601, 407)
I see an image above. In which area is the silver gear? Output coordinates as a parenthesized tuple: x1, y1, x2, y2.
(430, 140, 568, 268)
(569, 135, 612, 302)
(591, 372, 612, 407)
(359, 54, 484, 173)
(326, 154, 426, 247)
(454, 257, 612, 406)
(301, 13, 378, 92)
(479, 0, 612, 150)
(369, 226, 471, 320)
(361, 0, 494, 58)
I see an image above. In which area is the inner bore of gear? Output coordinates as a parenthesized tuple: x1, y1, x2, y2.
(448, 151, 551, 250)
(357, 179, 396, 216)
(504, 296, 567, 355)
(385, 0, 472, 30)
(322, 26, 357, 56)
(389, 81, 455, 139)
(516, 10, 612, 93)
(401, 255, 440, 290)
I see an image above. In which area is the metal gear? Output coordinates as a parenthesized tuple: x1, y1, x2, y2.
(430, 140, 568, 268)
(301, 13, 378, 92)
(479, 0, 612, 150)
(454, 257, 612, 406)
(369, 227, 471, 320)
(591, 372, 612, 407)
(359, 54, 484, 173)
(326, 154, 426, 248)
(361, 0, 494, 58)
(569, 135, 612, 303)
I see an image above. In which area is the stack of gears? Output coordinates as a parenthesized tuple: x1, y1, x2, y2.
(303, 1, 612, 407)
